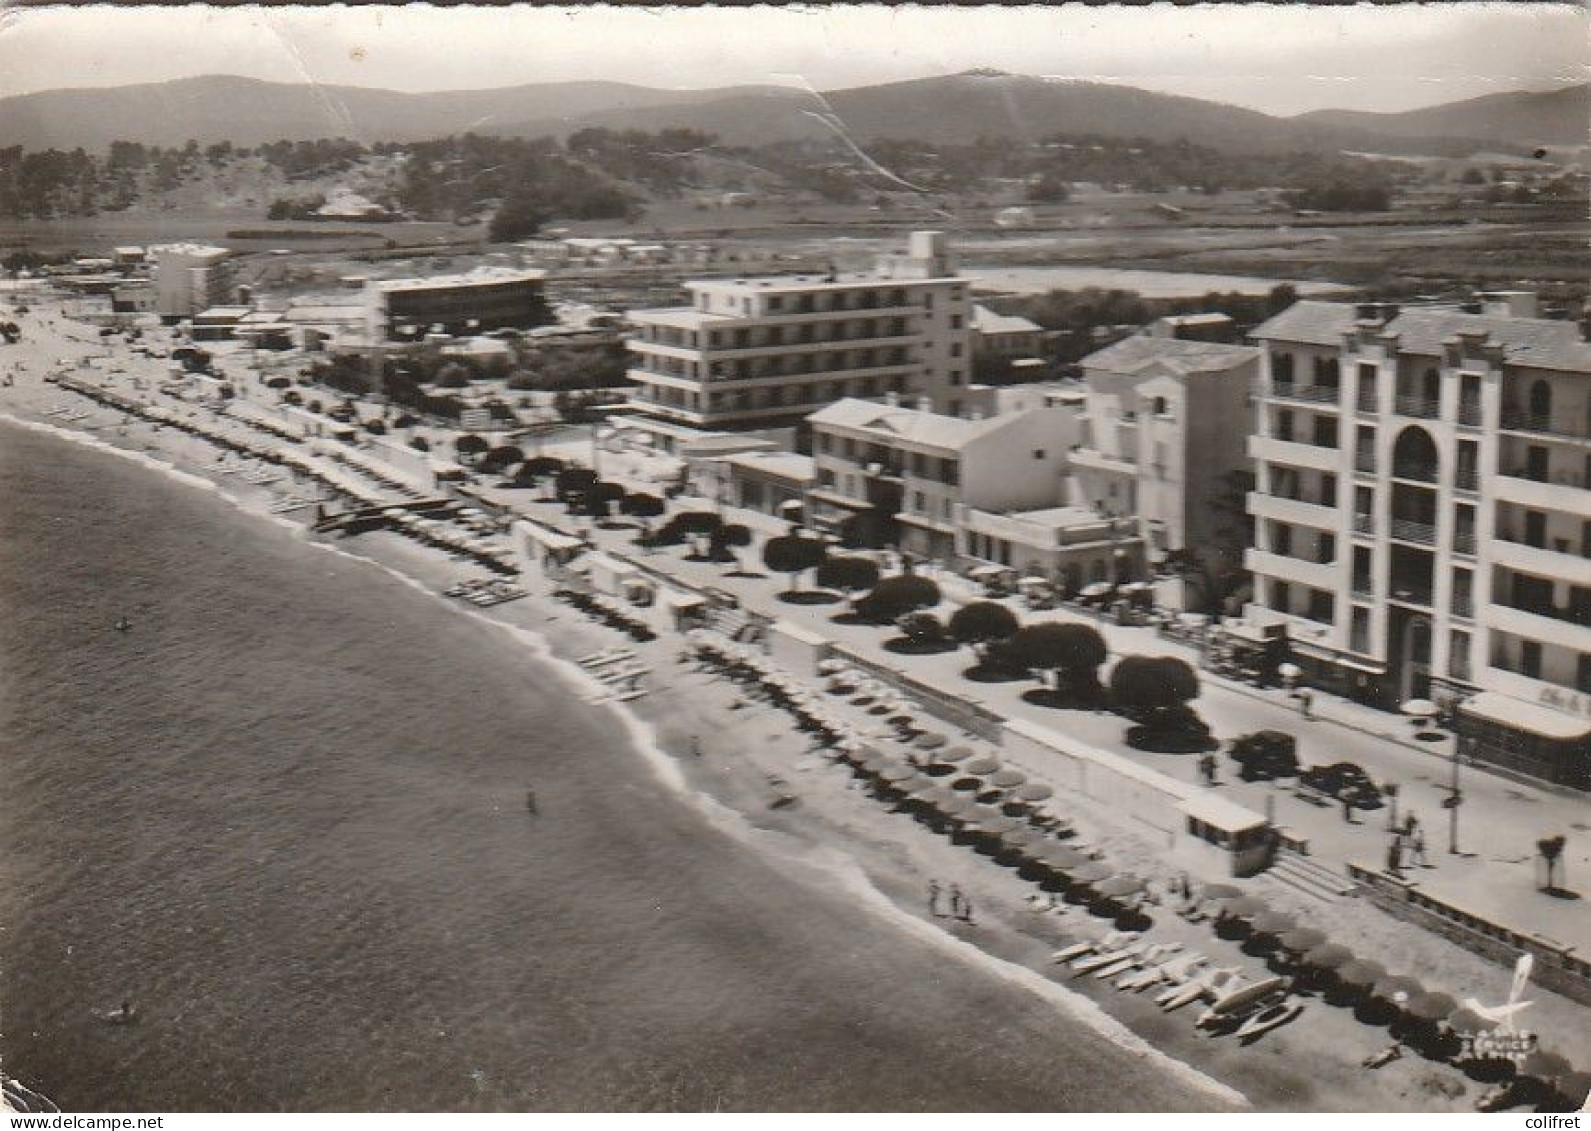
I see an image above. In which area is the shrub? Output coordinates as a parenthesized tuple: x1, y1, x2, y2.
(947, 601, 1020, 660)
(896, 612, 946, 645)
(762, 534, 828, 593)
(1002, 622, 1108, 694)
(455, 433, 489, 461)
(1110, 655, 1200, 719)
(857, 574, 941, 623)
(815, 555, 880, 598)
(710, 522, 753, 565)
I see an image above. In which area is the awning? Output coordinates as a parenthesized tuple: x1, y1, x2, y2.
(968, 564, 1012, 579)
(517, 523, 583, 552)
(1461, 691, 1591, 741)
(1177, 793, 1269, 834)
(661, 591, 707, 610)
(1290, 639, 1386, 673)
(805, 488, 874, 511)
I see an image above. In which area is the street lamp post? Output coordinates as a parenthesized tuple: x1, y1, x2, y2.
(1445, 724, 1464, 855)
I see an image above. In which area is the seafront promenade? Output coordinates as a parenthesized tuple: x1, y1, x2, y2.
(3, 293, 1588, 1108)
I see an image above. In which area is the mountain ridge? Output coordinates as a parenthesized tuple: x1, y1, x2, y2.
(0, 71, 1576, 155)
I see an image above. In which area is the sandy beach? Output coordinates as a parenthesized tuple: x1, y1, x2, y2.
(0, 299, 1574, 1112)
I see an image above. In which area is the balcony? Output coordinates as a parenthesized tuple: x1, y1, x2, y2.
(1354, 446, 1376, 475)
(1355, 390, 1378, 415)
(1500, 408, 1590, 442)
(1351, 579, 1374, 600)
(1250, 434, 1341, 473)
(1245, 547, 1338, 591)
(1452, 595, 1473, 619)
(1352, 512, 1375, 535)
(1390, 461, 1437, 484)
(1495, 470, 1589, 514)
(1247, 491, 1339, 530)
(1387, 580, 1434, 608)
(1394, 395, 1441, 419)
(1389, 518, 1437, 546)
(1453, 467, 1479, 494)
(1451, 530, 1477, 557)
(1272, 383, 1342, 407)
(1488, 600, 1591, 653)
(1492, 536, 1591, 588)
(703, 330, 920, 360)
(1457, 401, 1483, 429)
(1069, 446, 1137, 476)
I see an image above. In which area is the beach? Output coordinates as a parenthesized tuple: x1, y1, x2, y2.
(0, 309, 1510, 1112)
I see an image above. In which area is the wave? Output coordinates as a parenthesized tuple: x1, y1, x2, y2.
(1, 412, 1246, 1108)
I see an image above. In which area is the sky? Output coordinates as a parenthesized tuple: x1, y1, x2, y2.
(0, 3, 1584, 116)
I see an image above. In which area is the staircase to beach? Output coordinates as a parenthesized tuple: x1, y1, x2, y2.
(1263, 852, 1360, 904)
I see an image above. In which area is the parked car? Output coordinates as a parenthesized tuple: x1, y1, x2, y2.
(1299, 761, 1382, 807)
(1228, 730, 1299, 781)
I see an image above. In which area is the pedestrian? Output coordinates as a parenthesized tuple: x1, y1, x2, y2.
(1412, 827, 1428, 867)
(1404, 812, 1419, 839)
(526, 789, 538, 816)
(958, 889, 975, 925)
(1387, 836, 1403, 875)
(928, 879, 943, 918)
(689, 733, 703, 758)
(948, 882, 965, 921)
(1341, 794, 1356, 824)
(1298, 689, 1314, 720)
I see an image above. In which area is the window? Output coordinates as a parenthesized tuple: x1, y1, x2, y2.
(1272, 522, 1293, 556)
(911, 491, 925, 513)
(1320, 474, 1337, 508)
(1522, 640, 1543, 679)
(767, 296, 782, 312)
(950, 343, 962, 358)
(1451, 631, 1472, 682)
(1307, 589, 1334, 624)
(1271, 580, 1292, 614)
(1273, 352, 1295, 386)
(1276, 410, 1295, 441)
(1579, 654, 1591, 695)
(1312, 415, 1338, 448)
(818, 468, 836, 488)
(1152, 396, 1169, 417)
(817, 433, 832, 454)
(1453, 570, 1473, 617)
(940, 459, 959, 486)
(950, 315, 963, 329)
(1350, 607, 1371, 653)
(1317, 533, 1336, 564)
(949, 370, 963, 387)
(1033, 449, 1047, 460)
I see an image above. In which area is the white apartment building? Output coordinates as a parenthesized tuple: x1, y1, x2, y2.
(622, 232, 974, 445)
(148, 243, 232, 321)
(1247, 297, 1591, 788)
(805, 395, 1083, 564)
(1071, 334, 1260, 572)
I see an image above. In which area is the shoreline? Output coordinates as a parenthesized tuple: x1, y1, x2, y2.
(0, 376, 1490, 1112)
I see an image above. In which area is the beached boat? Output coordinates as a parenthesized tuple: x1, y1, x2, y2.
(1159, 967, 1242, 1011)
(1072, 940, 1149, 974)
(1195, 976, 1289, 1030)
(1094, 941, 1180, 981)
(1052, 930, 1138, 964)
(1120, 952, 1206, 992)
(1232, 999, 1304, 1042)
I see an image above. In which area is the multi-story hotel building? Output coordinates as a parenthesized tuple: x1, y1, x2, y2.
(148, 243, 232, 321)
(1246, 296, 1591, 788)
(1071, 332, 1260, 574)
(363, 268, 550, 341)
(805, 394, 1096, 564)
(622, 232, 973, 446)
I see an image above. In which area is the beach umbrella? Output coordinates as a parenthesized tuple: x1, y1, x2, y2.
(877, 763, 917, 783)
(1000, 827, 1042, 851)
(1552, 1071, 1591, 1109)
(1302, 943, 1354, 970)
(1044, 847, 1093, 872)
(1277, 927, 1327, 953)
(930, 791, 978, 818)
(935, 745, 976, 764)
(817, 659, 845, 675)
(1014, 782, 1055, 803)
(1372, 973, 1426, 1004)
(974, 815, 1024, 835)
(1217, 895, 1268, 919)
(1094, 874, 1146, 899)
(1400, 698, 1439, 719)
(913, 732, 949, 751)
(1336, 960, 1387, 991)
(1200, 882, 1242, 901)
(988, 768, 1028, 789)
(1070, 861, 1114, 885)
(1250, 911, 1297, 936)
(1405, 991, 1458, 1024)
(961, 804, 1007, 827)
(1520, 1050, 1573, 1083)
(965, 756, 1002, 775)
(896, 773, 937, 795)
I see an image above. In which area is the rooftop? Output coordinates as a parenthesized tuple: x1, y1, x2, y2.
(1252, 300, 1591, 372)
(147, 243, 229, 260)
(808, 397, 1010, 453)
(972, 304, 1042, 336)
(1081, 333, 1259, 377)
(722, 450, 816, 483)
(1000, 504, 1112, 530)
(370, 267, 546, 294)
(687, 269, 965, 295)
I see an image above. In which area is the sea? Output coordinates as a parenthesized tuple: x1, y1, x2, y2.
(0, 422, 1217, 1112)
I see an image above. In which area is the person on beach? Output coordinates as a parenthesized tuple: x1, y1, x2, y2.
(957, 890, 975, 925)
(1298, 689, 1314, 720)
(928, 879, 943, 918)
(525, 789, 538, 816)
(1341, 794, 1356, 824)
(689, 734, 703, 758)
(1387, 836, 1403, 876)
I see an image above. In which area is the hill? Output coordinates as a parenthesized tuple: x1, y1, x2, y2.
(1295, 84, 1590, 149)
(0, 74, 795, 151)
